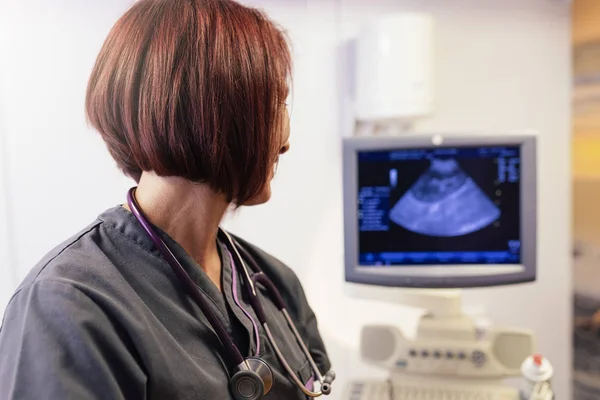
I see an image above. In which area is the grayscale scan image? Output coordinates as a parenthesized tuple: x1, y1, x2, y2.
(389, 158, 501, 237)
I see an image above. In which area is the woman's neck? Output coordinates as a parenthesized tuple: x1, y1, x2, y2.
(130, 171, 230, 290)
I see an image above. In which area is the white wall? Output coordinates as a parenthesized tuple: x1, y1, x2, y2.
(0, 0, 572, 398)
(0, 100, 16, 314)
(0, 0, 133, 303)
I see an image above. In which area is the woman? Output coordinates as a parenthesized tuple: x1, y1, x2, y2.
(0, 0, 333, 399)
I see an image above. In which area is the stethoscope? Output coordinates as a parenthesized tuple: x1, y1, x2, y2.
(126, 188, 335, 400)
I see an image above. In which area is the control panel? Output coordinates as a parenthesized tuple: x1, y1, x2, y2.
(361, 325, 533, 379)
(392, 338, 517, 378)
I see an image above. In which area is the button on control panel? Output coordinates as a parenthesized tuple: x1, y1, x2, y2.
(471, 350, 487, 367)
(405, 347, 488, 367)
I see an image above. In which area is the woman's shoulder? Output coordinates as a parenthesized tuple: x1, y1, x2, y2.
(16, 219, 106, 291)
(3, 214, 126, 339)
(13, 207, 142, 305)
(0, 212, 149, 398)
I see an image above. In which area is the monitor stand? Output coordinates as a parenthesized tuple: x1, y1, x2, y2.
(346, 284, 477, 341)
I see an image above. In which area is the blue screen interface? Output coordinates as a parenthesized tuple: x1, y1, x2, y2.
(357, 146, 521, 266)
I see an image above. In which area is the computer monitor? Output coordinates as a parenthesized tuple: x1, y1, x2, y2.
(343, 133, 537, 288)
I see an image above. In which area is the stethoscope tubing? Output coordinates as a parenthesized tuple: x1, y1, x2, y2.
(126, 187, 334, 397)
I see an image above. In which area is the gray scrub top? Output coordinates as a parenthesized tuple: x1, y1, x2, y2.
(0, 206, 331, 399)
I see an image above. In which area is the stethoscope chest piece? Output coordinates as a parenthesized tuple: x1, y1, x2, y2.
(231, 358, 273, 400)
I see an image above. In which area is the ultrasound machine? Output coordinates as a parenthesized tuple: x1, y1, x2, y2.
(340, 133, 554, 400)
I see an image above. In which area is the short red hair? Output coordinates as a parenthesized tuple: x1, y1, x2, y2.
(86, 0, 291, 204)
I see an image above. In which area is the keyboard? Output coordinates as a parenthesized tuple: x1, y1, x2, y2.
(344, 380, 520, 400)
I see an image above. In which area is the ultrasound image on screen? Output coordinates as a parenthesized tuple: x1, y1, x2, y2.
(357, 146, 521, 266)
(389, 158, 500, 236)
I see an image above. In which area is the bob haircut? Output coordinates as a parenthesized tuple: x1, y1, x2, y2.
(86, 0, 291, 205)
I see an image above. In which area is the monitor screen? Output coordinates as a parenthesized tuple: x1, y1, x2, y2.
(343, 134, 537, 288)
(358, 146, 520, 266)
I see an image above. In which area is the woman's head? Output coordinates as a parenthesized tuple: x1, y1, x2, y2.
(86, 0, 291, 206)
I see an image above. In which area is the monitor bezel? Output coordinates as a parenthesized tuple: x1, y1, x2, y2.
(343, 133, 537, 288)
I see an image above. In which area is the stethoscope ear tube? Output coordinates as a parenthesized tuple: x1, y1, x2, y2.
(222, 236, 286, 312)
(224, 233, 337, 397)
(252, 273, 286, 311)
(321, 371, 336, 394)
(263, 323, 335, 398)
